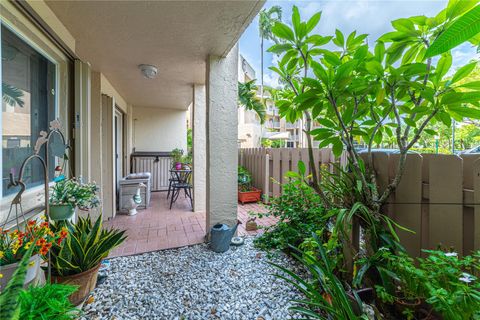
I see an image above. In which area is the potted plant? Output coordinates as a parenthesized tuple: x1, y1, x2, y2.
(238, 166, 262, 205)
(180, 153, 192, 170)
(171, 148, 184, 170)
(48, 215, 126, 305)
(49, 178, 100, 221)
(0, 219, 67, 289)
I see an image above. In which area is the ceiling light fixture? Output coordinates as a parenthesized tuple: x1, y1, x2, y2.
(139, 64, 158, 79)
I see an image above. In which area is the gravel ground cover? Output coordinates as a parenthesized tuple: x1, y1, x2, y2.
(81, 238, 305, 320)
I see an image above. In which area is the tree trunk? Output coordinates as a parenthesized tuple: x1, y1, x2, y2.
(260, 37, 264, 100)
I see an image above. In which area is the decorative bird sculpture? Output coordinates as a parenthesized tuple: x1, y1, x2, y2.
(127, 183, 145, 216)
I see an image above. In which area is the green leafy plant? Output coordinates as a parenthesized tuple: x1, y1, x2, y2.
(271, 235, 367, 319)
(238, 80, 266, 123)
(170, 148, 184, 164)
(238, 166, 253, 192)
(419, 250, 480, 320)
(0, 239, 36, 320)
(267, 0, 480, 255)
(49, 215, 126, 276)
(254, 171, 329, 251)
(19, 284, 80, 320)
(426, 2, 480, 57)
(50, 178, 100, 210)
(369, 249, 480, 319)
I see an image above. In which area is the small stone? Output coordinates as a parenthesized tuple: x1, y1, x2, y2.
(80, 238, 304, 319)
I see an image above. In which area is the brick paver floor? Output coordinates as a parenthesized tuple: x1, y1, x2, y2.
(105, 192, 276, 257)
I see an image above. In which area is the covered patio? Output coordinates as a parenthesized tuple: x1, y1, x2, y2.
(105, 192, 274, 257)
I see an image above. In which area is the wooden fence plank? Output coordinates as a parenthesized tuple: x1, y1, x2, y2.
(300, 149, 310, 176)
(281, 148, 291, 187)
(291, 148, 300, 173)
(391, 154, 423, 258)
(271, 149, 281, 197)
(461, 154, 480, 254)
(429, 155, 463, 253)
(474, 159, 480, 252)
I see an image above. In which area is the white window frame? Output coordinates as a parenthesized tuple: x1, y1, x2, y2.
(0, 16, 66, 226)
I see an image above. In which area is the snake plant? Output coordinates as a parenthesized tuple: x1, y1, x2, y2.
(49, 215, 126, 276)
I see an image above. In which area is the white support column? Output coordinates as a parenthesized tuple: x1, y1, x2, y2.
(206, 44, 239, 231)
(193, 84, 206, 213)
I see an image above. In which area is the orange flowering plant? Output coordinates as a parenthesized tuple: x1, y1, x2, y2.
(0, 219, 68, 266)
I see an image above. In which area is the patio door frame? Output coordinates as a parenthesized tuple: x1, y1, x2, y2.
(114, 107, 126, 202)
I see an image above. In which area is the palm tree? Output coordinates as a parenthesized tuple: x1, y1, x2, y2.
(258, 6, 282, 99)
(238, 80, 266, 124)
(2, 82, 25, 108)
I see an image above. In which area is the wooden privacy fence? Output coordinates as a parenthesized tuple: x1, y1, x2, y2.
(239, 148, 480, 258)
(239, 148, 347, 203)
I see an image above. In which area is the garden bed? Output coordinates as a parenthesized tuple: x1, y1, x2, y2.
(81, 238, 304, 320)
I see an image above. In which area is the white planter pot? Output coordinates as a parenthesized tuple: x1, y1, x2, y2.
(0, 254, 42, 288)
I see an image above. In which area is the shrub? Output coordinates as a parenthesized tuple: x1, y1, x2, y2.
(271, 235, 366, 319)
(254, 176, 328, 251)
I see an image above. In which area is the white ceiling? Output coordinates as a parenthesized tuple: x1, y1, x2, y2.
(46, 0, 263, 109)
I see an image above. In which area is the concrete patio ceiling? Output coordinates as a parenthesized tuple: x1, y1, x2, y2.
(46, 0, 263, 110)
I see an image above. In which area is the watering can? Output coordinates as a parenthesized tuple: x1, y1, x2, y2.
(210, 220, 241, 253)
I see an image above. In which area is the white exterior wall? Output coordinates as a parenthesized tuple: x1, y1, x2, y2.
(133, 107, 187, 152)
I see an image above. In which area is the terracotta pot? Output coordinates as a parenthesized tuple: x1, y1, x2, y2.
(49, 204, 75, 221)
(51, 264, 101, 305)
(238, 187, 262, 205)
(0, 254, 42, 288)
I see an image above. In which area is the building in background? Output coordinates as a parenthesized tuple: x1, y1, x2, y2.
(237, 55, 306, 148)
(237, 55, 263, 148)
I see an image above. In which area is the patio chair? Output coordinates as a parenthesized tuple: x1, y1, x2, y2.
(167, 170, 180, 199)
(169, 170, 193, 211)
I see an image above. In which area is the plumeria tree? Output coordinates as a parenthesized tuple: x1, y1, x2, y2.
(268, 1, 480, 248)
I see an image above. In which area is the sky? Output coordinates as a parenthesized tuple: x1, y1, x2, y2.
(239, 0, 480, 88)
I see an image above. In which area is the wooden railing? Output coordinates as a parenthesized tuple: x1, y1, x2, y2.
(239, 148, 480, 257)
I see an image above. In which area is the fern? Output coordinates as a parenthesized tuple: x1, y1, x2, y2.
(19, 284, 80, 320)
(0, 243, 35, 320)
(426, 5, 480, 57)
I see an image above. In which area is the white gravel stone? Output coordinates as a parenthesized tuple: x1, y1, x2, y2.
(81, 238, 305, 320)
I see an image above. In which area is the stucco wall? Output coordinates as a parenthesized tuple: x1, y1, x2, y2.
(206, 44, 239, 230)
(133, 107, 187, 152)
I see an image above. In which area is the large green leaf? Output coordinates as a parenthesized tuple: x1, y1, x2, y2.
(365, 60, 384, 77)
(267, 43, 292, 54)
(435, 52, 452, 82)
(447, 104, 480, 118)
(272, 22, 295, 42)
(306, 12, 321, 33)
(426, 5, 480, 57)
(451, 61, 477, 83)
